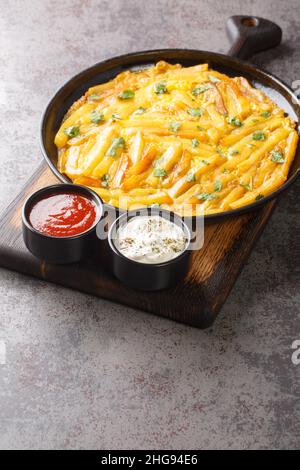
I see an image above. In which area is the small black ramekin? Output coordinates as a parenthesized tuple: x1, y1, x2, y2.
(22, 184, 104, 264)
(108, 207, 192, 291)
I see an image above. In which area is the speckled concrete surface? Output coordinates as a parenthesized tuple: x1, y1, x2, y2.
(0, 0, 300, 450)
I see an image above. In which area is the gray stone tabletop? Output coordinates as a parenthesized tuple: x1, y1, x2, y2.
(0, 0, 299, 450)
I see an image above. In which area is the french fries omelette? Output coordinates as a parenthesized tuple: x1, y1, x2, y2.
(55, 61, 298, 216)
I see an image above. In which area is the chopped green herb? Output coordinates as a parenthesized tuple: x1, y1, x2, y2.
(230, 150, 240, 156)
(197, 125, 205, 131)
(111, 112, 122, 121)
(192, 83, 213, 96)
(154, 81, 168, 95)
(135, 107, 147, 115)
(261, 111, 271, 118)
(214, 180, 222, 192)
(240, 176, 253, 191)
(153, 168, 168, 178)
(192, 138, 200, 148)
(201, 159, 209, 165)
(90, 110, 104, 124)
(255, 194, 264, 201)
(153, 157, 163, 168)
(222, 168, 229, 174)
(186, 172, 196, 182)
(106, 137, 125, 157)
(227, 116, 243, 127)
(187, 107, 204, 117)
(253, 130, 266, 141)
(196, 193, 219, 201)
(169, 122, 181, 133)
(88, 93, 100, 102)
(118, 89, 135, 100)
(101, 174, 110, 187)
(208, 74, 221, 83)
(64, 126, 80, 138)
(271, 150, 285, 163)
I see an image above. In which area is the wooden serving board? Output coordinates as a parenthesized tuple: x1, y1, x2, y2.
(0, 162, 276, 328)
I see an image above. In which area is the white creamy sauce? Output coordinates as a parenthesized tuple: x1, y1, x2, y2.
(115, 215, 187, 264)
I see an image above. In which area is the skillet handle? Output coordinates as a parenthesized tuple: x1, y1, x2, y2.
(226, 15, 282, 60)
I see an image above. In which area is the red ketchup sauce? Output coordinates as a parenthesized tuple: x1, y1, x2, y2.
(29, 192, 97, 237)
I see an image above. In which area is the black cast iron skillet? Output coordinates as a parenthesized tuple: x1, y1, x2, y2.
(40, 16, 300, 222)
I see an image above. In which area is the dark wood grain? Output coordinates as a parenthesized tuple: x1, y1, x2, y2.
(0, 162, 276, 328)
